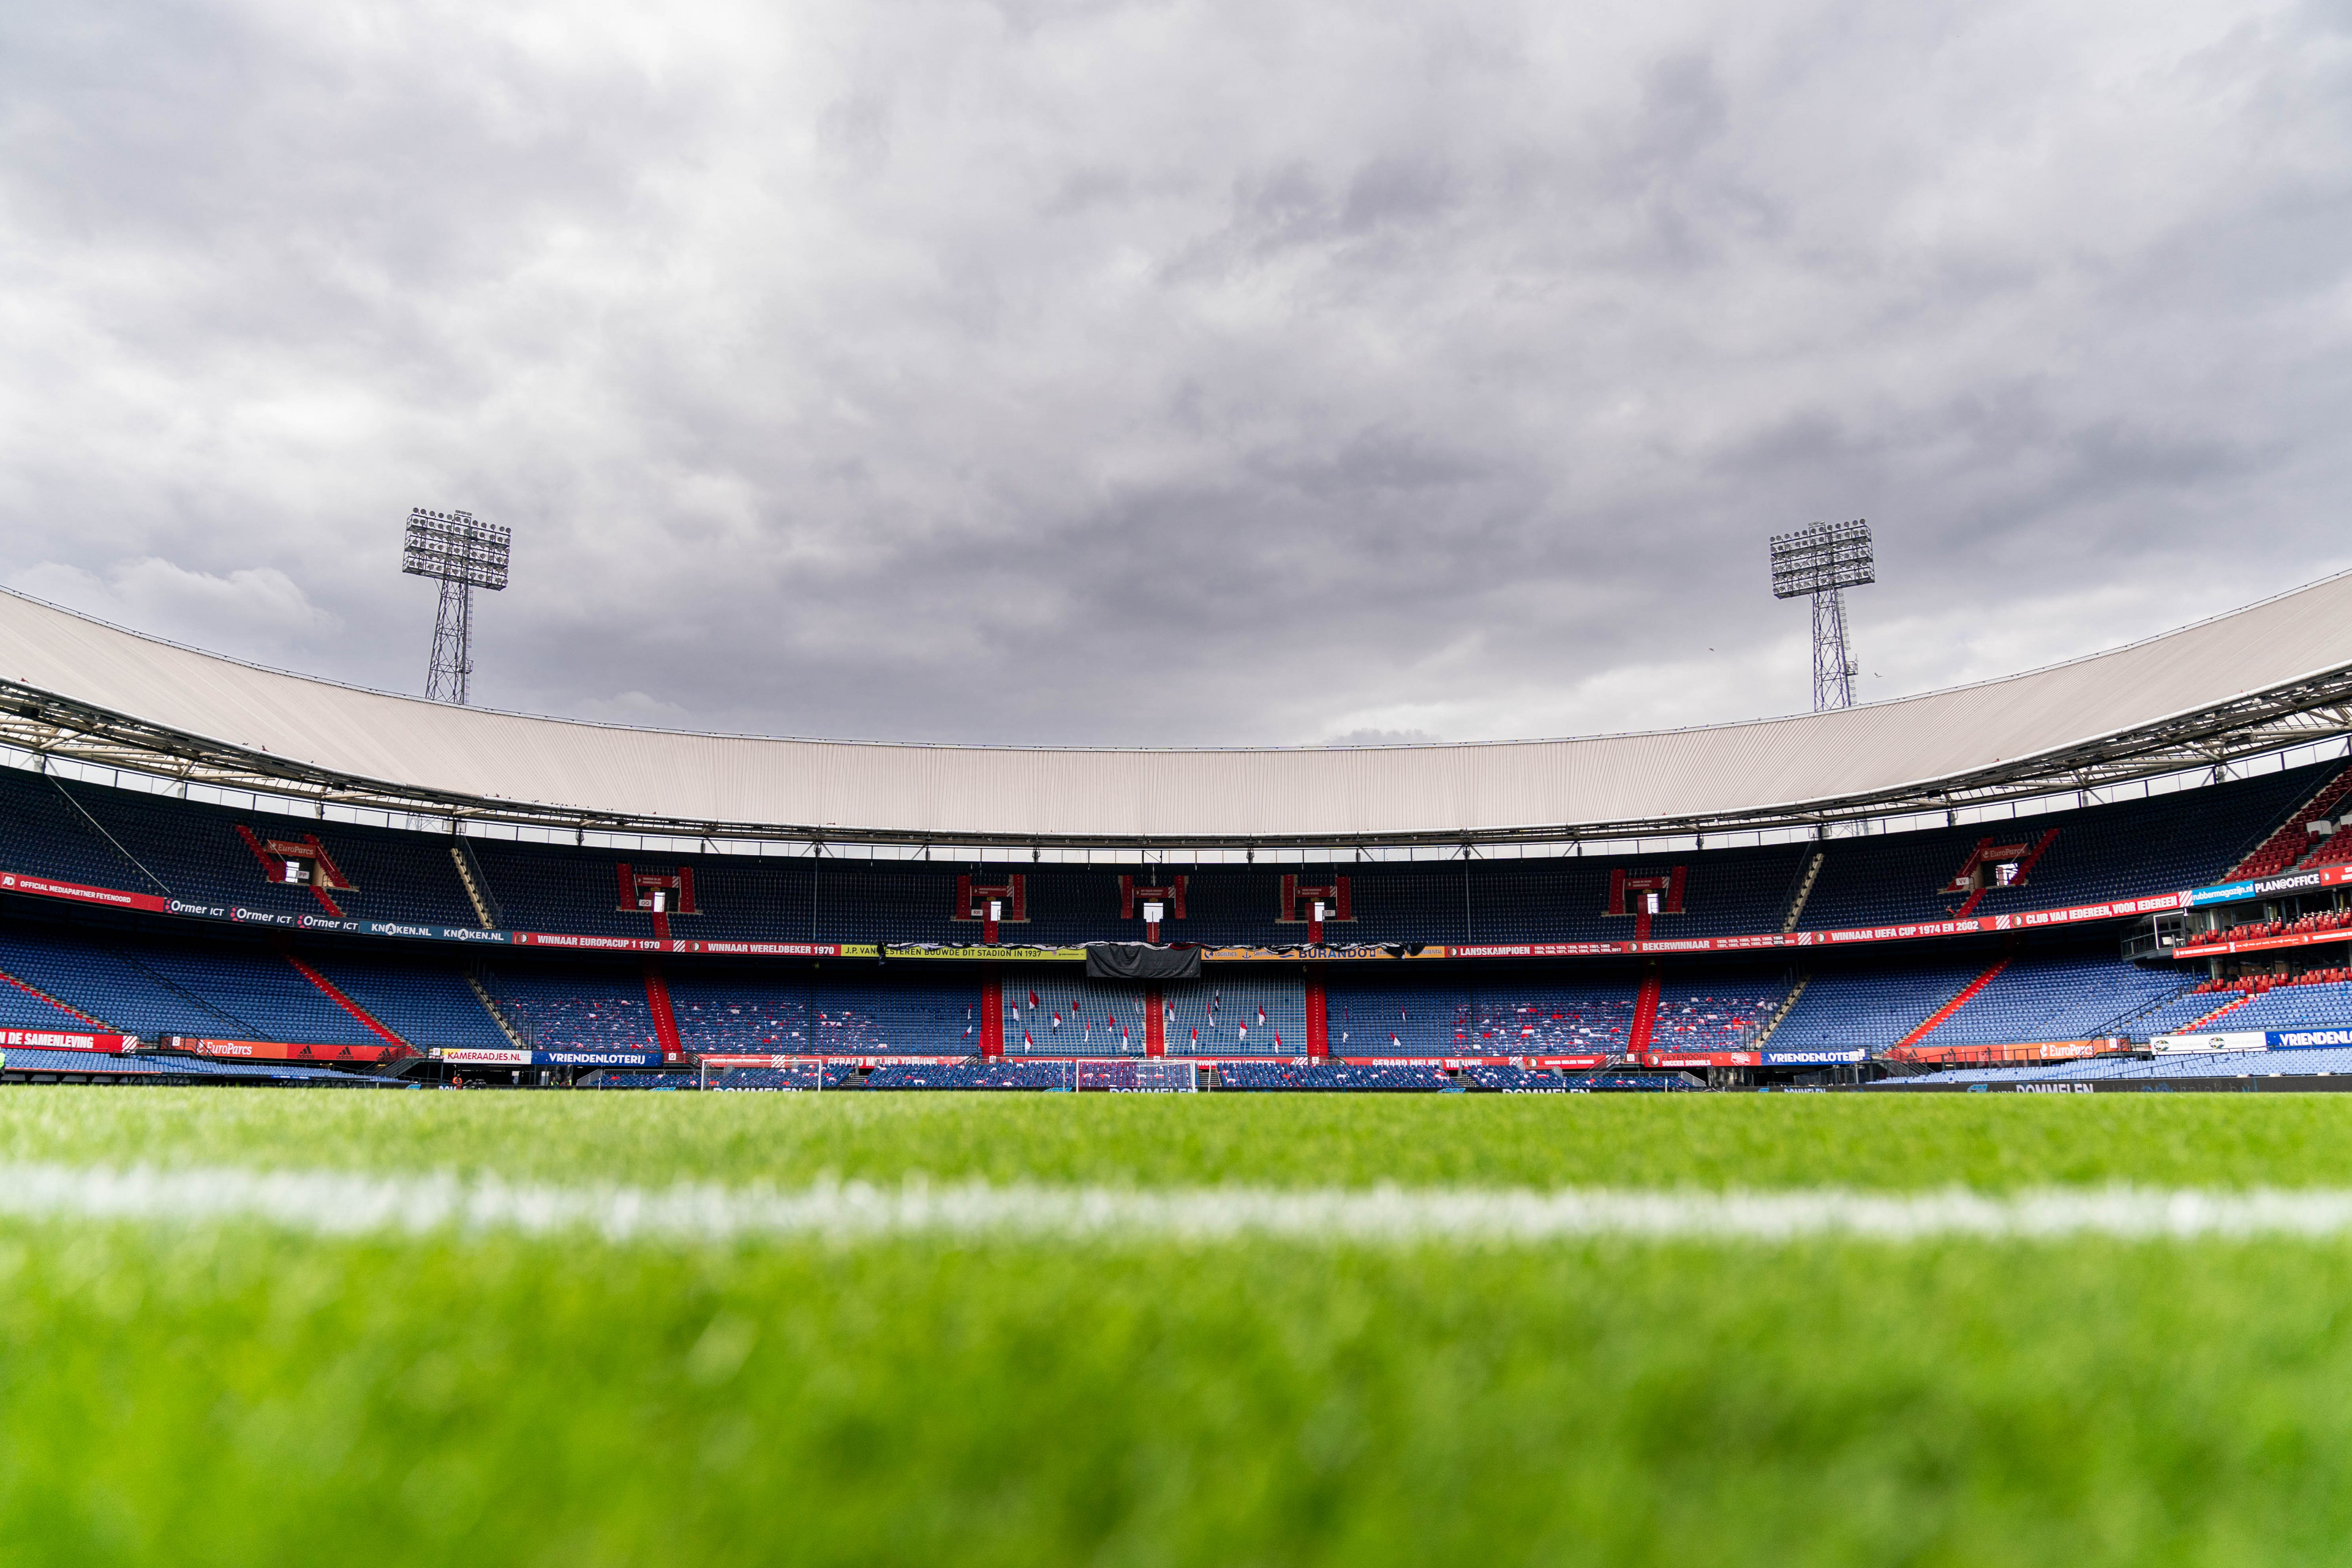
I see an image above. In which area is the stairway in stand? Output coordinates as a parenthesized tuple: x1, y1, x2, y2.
(643, 962, 685, 1060)
(1627, 965, 1662, 1054)
(1894, 959, 2009, 1050)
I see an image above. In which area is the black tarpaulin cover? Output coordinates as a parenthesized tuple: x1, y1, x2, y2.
(1084, 943, 1204, 980)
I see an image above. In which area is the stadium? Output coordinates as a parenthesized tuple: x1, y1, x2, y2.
(6, 571, 2352, 1093)
(16, 567, 2352, 1562)
(15, 4, 2352, 1559)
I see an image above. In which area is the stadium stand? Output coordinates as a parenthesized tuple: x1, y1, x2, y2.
(1648, 974, 1789, 1049)
(1763, 960, 1985, 1052)
(1461, 1066, 1567, 1091)
(1926, 1045, 2352, 1085)
(0, 1046, 398, 1084)
(2220, 766, 2352, 879)
(2, 752, 2351, 1079)
(1325, 973, 1639, 1055)
(1913, 955, 2181, 1046)
(484, 966, 662, 1052)
(1217, 1062, 1448, 1091)
(300, 951, 509, 1051)
(0, 758, 2336, 951)
(2185, 976, 2352, 1033)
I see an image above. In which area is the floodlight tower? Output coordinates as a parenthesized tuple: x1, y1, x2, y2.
(401, 508, 511, 705)
(1768, 519, 1874, 712)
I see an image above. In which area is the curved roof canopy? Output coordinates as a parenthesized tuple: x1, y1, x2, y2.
(3, 577, 2352, 848)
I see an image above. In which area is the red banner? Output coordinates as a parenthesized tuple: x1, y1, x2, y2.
(1883, 1039, 2116, 1065)
(2173, 928, 2352, 959)
(0, 871, 170, 914)
(175, 1038, 407, 1063)
(1640, 1050, 1759, 1068)
(514, 933, 846, 957)
(1449, 893, 2186, 960)
(0, 1027, 136, 1053)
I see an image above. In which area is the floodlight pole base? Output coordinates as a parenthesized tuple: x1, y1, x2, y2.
(426, 578, 475, 706)
(1811, 587, 1856, 712)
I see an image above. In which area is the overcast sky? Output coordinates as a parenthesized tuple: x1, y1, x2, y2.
(3, 0, 2349, 747)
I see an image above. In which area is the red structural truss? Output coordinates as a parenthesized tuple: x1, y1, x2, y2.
(617, 863, 697, 917)
(1608, 867, 1686, 918)
(235, 824, 350, 918)
(1278, 875, 1351, 925)
(1305, 973, 1329, 1058)
(956, 876, 1027, 945)
(1145, 987, 1166, 1057)
(1949, 829, 2059, 917)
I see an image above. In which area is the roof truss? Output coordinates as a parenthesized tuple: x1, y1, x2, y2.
(6, 666, 2352, 851)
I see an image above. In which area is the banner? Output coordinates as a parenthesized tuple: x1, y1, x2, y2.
(2269, 1029, 2352, 1050)
(1761, 1049, 1868, 1065)
(1884, 1039, 2111, 1065)
(0, 1027, 135, 1053)
(517, 933, 848, 956)
(2152, 1031, 2269, 1055)
(1084, 943, 1204, 981)
(0, 872, 170, 914)
(434, 1047, 667, 1067)
(2187, 866, 2352, 907)
(173, 1038, 406, 1063)
(2171, 928, 2352, 959)
(870, 944, 1083, 962)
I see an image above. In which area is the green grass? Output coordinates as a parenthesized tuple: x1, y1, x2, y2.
(8, 1087, 2352, 1189)
(8, 1089, 2352, 1566)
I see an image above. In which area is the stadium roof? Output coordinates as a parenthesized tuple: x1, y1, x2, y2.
(4, 575, 2352, 848)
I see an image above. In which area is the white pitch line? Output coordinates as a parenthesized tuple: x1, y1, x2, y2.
(4, 1165, 2352, 1245)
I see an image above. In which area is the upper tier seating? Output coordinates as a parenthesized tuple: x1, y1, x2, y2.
(32, 774, 483, 929)
(0, 755, 2334, 949)
(1795, 763, 2331, 933)
(2226, 767, 2352, 878)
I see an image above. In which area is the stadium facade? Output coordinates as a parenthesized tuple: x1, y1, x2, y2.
(5, 579, 2352, 1090)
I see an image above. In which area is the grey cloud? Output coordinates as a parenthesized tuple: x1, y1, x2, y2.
(2, 0, 2350, 753)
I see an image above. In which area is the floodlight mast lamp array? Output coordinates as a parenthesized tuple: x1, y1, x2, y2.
(401, 508, 511, 706)
(1770, 519, 1874, 713)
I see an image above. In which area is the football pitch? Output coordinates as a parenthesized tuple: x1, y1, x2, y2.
(7, 1091, 2352, 1566)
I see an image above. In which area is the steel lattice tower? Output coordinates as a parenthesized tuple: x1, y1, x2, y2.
(401, 508, 511, 706)
(1770, 520, 1873, 713)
